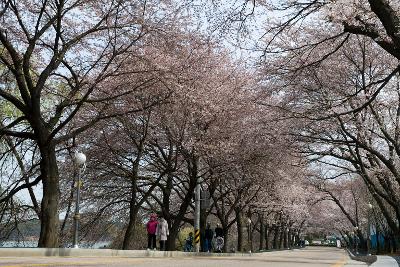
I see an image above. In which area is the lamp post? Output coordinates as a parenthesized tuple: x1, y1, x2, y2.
(367, 203, 373, 255)
(73, 152, 86, 248)
(247, 218, 252, 253)
(194, 179, 201, 252)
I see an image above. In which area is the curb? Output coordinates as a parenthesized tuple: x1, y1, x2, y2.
(0, 248, 254, 258)
(346, 249, 377, 265)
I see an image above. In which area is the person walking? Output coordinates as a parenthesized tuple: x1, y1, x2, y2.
(215, 223, 224, 253)
(156, 215, 169, 251)
(146, 214, 158, 250)
(204, 222, 213, 252)
(184, 232, 194, 252)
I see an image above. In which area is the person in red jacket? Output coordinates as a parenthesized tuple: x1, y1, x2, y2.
(146, 214, 158, 250)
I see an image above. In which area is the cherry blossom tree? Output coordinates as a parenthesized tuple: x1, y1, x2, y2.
(0, 0, 191, 247)
(262, 20, 400, 248)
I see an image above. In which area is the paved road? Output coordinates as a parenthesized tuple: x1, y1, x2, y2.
(0, 247, 366, 267)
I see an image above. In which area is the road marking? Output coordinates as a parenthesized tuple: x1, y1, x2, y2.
(330, 255, 346, 267)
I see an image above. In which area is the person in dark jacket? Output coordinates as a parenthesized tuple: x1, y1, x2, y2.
(204, 222, 213, 252)
(184, 232, 193, 252)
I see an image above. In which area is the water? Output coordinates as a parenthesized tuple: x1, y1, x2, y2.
(0, 241, 110, 248)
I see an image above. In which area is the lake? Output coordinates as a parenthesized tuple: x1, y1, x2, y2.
(0, 241, 110, 248)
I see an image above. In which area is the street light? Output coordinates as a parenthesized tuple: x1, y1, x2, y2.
(194, 178, 201, 252)
(367, 203, 373, 255)
(73, 152, 86, 248)
(247, 218, 252, 253)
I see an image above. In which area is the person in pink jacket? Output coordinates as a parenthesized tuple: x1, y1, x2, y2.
(146, 214, 158, 250)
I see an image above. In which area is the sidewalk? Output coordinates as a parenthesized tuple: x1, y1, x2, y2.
(0, 247, 299, 258)
(370, 256, 398, 267)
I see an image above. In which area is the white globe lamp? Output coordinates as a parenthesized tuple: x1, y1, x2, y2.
(74, 152, 86, 166)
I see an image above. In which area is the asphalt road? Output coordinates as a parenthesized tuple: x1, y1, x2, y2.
(0, 247, 366, 267)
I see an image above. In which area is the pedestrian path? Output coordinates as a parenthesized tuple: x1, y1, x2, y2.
(370, 256, 398, 267)
(0, 246, 390, 267)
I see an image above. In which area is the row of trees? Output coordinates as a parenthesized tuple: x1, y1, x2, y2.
(0, 0, 399, 254)
(0, 0, 313, 251)
(258, 0, 400, 253)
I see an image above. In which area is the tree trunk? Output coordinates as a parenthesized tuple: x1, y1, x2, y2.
(265, 224, 269, 250)
(38, 145, 60, 248)
(283, 228, 288, 249)
(122, 204, 139, 249)
(273, 226, 278, 249)
(249, 223, 253, 252)
(165, 187, 197, 251)
(376, 231, 381, 254)
(165, 178, 197, 251)
(290, 233, 294, 248)
(235, 208, 243, 251)
(223, 228, 228, 252)
(122, 162, 139, 250)
(356, 229, 367, 250)
(279, 227, 284, 249)
(259, 218, 264, 251)
(164, 155, 197, 251)
(166, 223, 179, 251)
(122, 210, 137, 250)
(384, 234, 390, 252)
